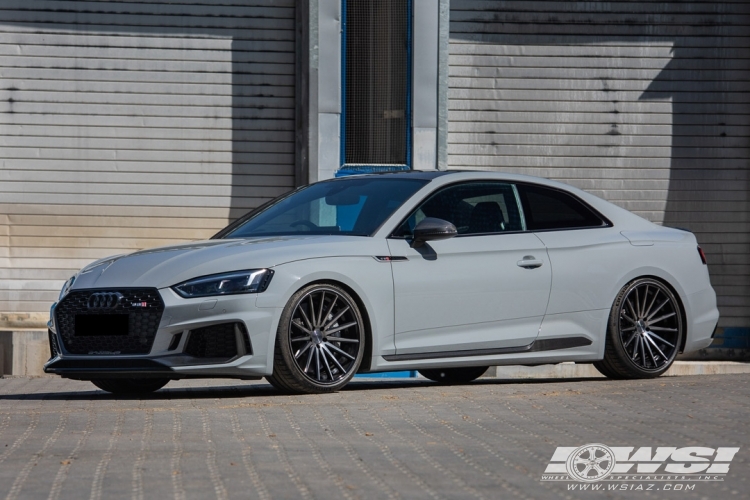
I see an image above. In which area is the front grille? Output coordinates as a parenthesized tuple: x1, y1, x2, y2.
(55, 288, 165, 355)
(185, 322, 250, 359)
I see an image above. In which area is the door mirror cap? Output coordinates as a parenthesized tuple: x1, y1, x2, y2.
(411, 218, 458, 247)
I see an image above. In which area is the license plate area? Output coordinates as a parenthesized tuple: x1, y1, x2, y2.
(75, 314, 129, 337)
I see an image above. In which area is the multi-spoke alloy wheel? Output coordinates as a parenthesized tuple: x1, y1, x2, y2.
(268, 283, 365, 393)
(594, 278, 684, 379)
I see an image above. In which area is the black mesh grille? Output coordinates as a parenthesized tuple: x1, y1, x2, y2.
(55, 289, 164, 355)
(345, 0, 409, 165)
(184, 323, 241, 359)
(48, 329, 60, 359)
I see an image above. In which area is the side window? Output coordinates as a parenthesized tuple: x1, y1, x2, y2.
(394, 182, 523, 237)
(516, 184, 605, 231)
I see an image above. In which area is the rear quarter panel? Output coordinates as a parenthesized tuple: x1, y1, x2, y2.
(535, 226, 717, 357)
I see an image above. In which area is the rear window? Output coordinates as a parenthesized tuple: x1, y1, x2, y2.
(517, 184, 606, 231)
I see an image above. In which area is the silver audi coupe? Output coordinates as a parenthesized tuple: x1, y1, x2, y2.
(45, 171, 719, 394)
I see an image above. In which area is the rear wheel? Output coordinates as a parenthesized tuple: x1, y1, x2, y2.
(594, 278, 684, 379)
(418, 366, 489, 384)
(270, 283, 365, 394)
(91, 378, 170, 394)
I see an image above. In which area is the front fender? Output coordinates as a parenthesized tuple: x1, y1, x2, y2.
(256, 256, 396, 373)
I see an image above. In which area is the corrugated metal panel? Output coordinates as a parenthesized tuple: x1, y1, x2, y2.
(448, 0, 750, 328)
(0, 0, 296, 313)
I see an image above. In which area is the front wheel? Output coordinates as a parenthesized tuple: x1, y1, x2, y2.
(594, 278, 684, 379)
(418, 366, 489, 384)
(91, 378, 170, 394)
(269, 283, 365, 394)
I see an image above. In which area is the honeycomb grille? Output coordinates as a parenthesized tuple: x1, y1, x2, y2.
(185, 323, 243, 359)
(48, 329, 60, 359)
(55, 288, 165, 355)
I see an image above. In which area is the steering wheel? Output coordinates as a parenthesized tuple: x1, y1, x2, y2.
(290, 220, 319, 231)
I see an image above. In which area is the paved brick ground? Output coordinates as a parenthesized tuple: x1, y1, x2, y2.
(0, 374, 747, 499)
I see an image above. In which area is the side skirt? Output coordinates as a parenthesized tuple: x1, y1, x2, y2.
(381, 336, 592, 362)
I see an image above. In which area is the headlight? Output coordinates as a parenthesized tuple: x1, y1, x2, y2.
(172, 269, 274, 298)
(58, 275, 76, 301)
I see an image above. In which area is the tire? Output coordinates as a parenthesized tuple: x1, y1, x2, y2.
(270, 283, 366, 394)
(418, 366, 489, 384)
(264, 373, 294, 394)
(595, 277, 684, 379)
(91, 378, 170, 394)
(591, 360, 626, 380)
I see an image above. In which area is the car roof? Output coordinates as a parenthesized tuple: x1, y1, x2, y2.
(331, 170, 452, 180)
(332, 169, 563, 186)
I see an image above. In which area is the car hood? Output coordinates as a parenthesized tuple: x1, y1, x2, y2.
(70, 235, 384, 290)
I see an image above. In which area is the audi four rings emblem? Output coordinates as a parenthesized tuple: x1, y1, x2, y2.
(87, 292, 124, 310)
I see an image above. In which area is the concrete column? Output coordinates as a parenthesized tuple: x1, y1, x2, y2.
(412, 0, 439, 170)
(313, 0, 342, 182)
(0, 330, 51, 377)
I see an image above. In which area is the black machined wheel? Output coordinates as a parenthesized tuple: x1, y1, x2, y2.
(91, 378, 170, 394)
(418, 366, 489, 384)
(268, 283, 365, 394)
(594, 278, 684, 379)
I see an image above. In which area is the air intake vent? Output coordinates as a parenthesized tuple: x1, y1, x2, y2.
(48, 329, 60, 359)
(184, 323, 251, 359)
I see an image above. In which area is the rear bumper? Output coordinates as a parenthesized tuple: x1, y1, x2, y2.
(683, 287, 720, 353)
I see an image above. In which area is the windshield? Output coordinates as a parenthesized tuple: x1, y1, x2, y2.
(222, 177, 428, 238)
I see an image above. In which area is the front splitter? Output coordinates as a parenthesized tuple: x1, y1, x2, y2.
(44, 357, 262, 381)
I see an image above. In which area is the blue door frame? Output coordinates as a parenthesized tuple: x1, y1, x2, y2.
(338, 0, 413, 177)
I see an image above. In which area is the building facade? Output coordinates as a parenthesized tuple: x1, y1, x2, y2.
(1, 0, 748, 355)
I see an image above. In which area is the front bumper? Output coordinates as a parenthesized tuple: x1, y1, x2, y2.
(45, 287, 277, 380)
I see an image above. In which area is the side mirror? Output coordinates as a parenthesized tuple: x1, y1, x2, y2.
(411, 217, 458, 248)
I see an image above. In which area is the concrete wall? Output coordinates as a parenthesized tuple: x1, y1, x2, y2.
(448, 0, 750, 331)
(0, 330, 50, 377)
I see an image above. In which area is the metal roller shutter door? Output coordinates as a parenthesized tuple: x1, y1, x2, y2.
(0, 0, 296, 314)
(448, 0, 750, 331)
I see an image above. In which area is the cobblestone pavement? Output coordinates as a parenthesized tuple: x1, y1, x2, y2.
(0, 374, 747, 499)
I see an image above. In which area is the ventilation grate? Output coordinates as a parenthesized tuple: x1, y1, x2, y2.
(184, 322, 251, 359)
(344, 0, 410, 165)
(48, 329, 60, 359)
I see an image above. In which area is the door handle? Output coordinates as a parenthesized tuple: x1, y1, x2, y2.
(517, 256, 543, 269)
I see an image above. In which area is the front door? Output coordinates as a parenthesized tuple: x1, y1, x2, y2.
(387, 181, 552, 355)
